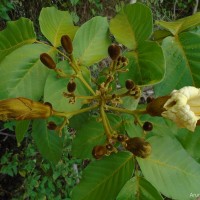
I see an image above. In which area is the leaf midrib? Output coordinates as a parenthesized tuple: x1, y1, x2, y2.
(147, 157, 200, 178)
(175, 35, 195, 86)
(80, 154, 133, 200)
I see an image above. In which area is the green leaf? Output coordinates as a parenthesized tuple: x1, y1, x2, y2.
(155, 32, 200, 96)
(44, 60, 90, 112)
(110, 3, 152, 50)
(140, 115, 178, 137)
(0, 44, 55, 100)
(39, 7, 78, 47)
(0, 11, 11, 21)
(69, 112, 90, 130)
(121, 114, 143, 137)
(0, 18, 36, 62)
(15, 120, 30, 144)
(73, 16, 111, 66)
(32, 119, 63, 164)
(71, 114, 125, 159)
(72, 152, 134, 200)
(119, 41, 165, 86)
(152, 29, 172, 42)
(71, 118, 106, 159)
(137, 135, 200, 199)
(117, 176, 163, 200)
(115, 88, 139, 110)
(176, 126, 200, 163)
(156, 12, 200, 35)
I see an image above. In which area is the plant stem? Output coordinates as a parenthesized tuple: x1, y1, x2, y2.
(36, 40, 95, 95)
(106, 105, 147, 115)
(135, 161, 140, 199)
(52, 104, 99, 118)
(0, 132, 15, 138)
(106, 105, 146, 128)
(100, 103, 112, 139)
(75, 95, 99, 100)
(77, 73, 96, 95)
(35, 40, 52, 48)
(58, 117, 69, 137)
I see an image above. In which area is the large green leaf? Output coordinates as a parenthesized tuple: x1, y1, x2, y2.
(119, 41, 165, 86)
(115, 88, 139, 110)
(110, 3, 152, 50)
(32, 119, 63, 164)
(152, 29, 172, 42)
(69, 112, 90, 130)
(0, 44, 55, 100)
(156, 12, 200, 36)
(73, 16, 111, 66)
(138, 135, 200, 200)
(140, 115, 178, 137)
(71, 118, 106, 159)
(71, 114, 125, 159)
(44, 60, 90, 112)
(39, 7, 78, 47)
(0, 18, 36, 62)
(176, 126, 200, 163)
(121, 114, 143, 138)
(71, 152, 134, 200)
(15, 120, 30, 145)
(117, 176, 163, 200)
(155, 32, 200, 96)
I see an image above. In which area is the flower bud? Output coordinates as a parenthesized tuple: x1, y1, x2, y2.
(67, 80, 76, 93)
(146, 96, 170, 116)
(117, 134, 127, 142)
(108, 44, 121, 60)
(92, 145, 107, 160)
(40, 53, 56, 69)
(121, 56, 127, 63)
(146, 96, 154, 103)
(61, 35, 73, 54)
(125, 79, 135, 90)
(0, 97, 53, 121)
(106, 144, 113, 151)
(125, 137, 151, 158)
(142, 121, 153, 131)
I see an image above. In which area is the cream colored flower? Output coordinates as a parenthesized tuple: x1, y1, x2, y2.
(0, 97, 53, 121)
(161, 86, 200, 132)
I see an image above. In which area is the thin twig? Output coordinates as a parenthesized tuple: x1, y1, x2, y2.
(193, 0, 199, 14)
(173, 0, 178, 20)
(0, 132, 15, 138)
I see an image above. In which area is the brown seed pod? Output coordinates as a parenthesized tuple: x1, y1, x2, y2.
(117, 56, 122, 62)
(92, 145, 107, 159)
(106, 144, 113, 151)
(67, 80, 76, 93)
(143, 121, 153, 131)
(44, 102, 53, 109)
(40, 53, 56, 69)
(125, 137, 152, 158)
(146, 96, 170, 116)
(47, 121, 57, 130)
(108, 44, 121, 60)
(117, 134, 126, 142)
(125, 79, 135, 90)
(61, 35, 73, 54)
(121, 56, 127, 63)
(146, 96, 154, 103)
